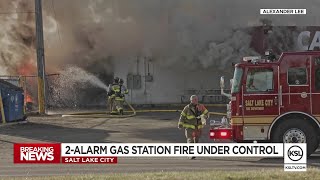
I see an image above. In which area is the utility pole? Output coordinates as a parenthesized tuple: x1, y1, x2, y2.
(35, 0, 46, 114)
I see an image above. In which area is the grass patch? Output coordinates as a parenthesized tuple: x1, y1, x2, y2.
(2, 168, 320, 180)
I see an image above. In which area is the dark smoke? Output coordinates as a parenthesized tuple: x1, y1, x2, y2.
(46, 0, 320, 70)
(267, 26, 307, 53)
(1, 0, 320, 107)
(0, 0, 35, 74)
(2, 0, 320, 72)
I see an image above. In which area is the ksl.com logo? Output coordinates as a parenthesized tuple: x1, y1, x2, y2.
(288, 145, 303, 161)
(284, 143, 307, 172)
(14, 143, 61, 163)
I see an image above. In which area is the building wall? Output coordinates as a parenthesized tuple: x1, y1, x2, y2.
(113, 57, 230, 104)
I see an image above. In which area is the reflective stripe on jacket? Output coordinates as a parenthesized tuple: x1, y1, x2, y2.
(109, 84, 120, 97)
(115, 97, 125, 101)
(114, 85, 128, 101)
(178, 104, 208, 129)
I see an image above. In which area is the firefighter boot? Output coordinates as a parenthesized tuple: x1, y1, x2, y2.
(185, 128, 196, 160)
(116, 107, 123, 115)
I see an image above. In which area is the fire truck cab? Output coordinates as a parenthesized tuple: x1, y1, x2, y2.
(210, 51, 320, 156)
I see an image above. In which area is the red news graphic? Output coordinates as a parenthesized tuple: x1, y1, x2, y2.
(62, 157, 117, 164)
(14, 143, 61, 163)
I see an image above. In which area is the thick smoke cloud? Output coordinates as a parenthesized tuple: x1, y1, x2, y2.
(267, 26, 307, 53)
(1, 0, 320, 106)
(0, 0, 35, 74)
(45, 0, 320, 71)
(2, 0, 320, 74)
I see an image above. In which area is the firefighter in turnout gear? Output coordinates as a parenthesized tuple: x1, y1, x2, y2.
(114, 78, 129, 115)
(107, 77, 120, 114)
(178, 95, 209, 151)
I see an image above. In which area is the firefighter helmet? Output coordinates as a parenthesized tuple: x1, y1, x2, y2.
(114, 77, 120, 83)
(119, 78, 124, 85)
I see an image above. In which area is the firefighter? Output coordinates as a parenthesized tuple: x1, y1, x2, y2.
(178, 95, 209, 159)
(107, 77, 120, 114)
(114, 78, 128, 115)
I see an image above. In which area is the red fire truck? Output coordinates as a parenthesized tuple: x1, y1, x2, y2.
(210, 50, 320, 156)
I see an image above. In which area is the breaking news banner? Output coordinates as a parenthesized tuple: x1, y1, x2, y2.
(13, 143, 307, 171)
(61, 143, 284, 158)
(260, 9, 307, 15)
(13, 143, 117, 164)
(13, 143, 61, 164)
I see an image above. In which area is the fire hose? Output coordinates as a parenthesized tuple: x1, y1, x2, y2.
(61, 100, 136, 118)
(61, 100, 226, 118)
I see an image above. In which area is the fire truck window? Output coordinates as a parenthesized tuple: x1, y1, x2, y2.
(231, 67, 243, 93)
(315, 57, 320, 65)
(316, 68, 320, 90)
(246, 68, 273, 92)
(288, 68, 307, 85)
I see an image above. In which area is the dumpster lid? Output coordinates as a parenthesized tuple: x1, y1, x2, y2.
(0, 79, 23, 91)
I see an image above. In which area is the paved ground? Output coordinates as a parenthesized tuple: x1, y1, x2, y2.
(0, 109, 319, 177)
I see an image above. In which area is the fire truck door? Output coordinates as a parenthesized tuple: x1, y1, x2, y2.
(281, 58, 311, 114)
(242, 67, 279, 140)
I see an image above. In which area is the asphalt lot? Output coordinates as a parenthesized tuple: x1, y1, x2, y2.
(0, 109, 319, 176)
